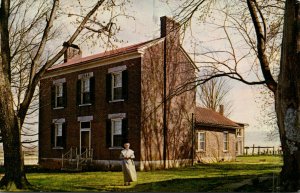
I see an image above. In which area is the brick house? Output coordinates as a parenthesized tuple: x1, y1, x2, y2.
(194, 106, 246, 163)
(39, 16, 197, 171)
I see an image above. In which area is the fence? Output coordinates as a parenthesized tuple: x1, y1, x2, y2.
(0, 151, 38, 165)
(244, 145, 282, 155)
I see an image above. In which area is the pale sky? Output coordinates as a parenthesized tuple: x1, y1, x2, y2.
(108, 0, 281, 147)
(23, 0, 281, 148)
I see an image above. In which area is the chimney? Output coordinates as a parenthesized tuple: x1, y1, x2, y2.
(219, 105, 224, 116)
(63, 42, 82, 63)
(160, 16, 180, 44)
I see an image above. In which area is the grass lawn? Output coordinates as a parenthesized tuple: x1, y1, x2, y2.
(6, 155, 284, 192)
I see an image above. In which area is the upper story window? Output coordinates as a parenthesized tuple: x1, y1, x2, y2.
(223, 132, 229, 151)
(51, 78, 66, 109)
(77, 72, 95, 106)
(197, 132, 206, 152)
(236, 128, 242, 137)
(51, 118, 66, 149)
(107, 65, 128, 102)
(112, 72, 122, 100)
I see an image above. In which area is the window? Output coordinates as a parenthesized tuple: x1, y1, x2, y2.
(51, 79, 66, 108)
(106, 67, 128, 102)
(77, 73, 95, 105)
(106, 115, 128, 148)
(223, 132, 229, 151)
(111, 119, 123, 147)
(81, 121, 91, 130)
(55, 84, 63, 107)
(54, 123, 63, 147)
(197, 132, 206, 151)
(51, 119, 66, 149)
(112, 72, 122, 100)
(81, 78, 90, 104)
(236, 128, 242, 137)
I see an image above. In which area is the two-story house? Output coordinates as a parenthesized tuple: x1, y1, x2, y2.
(39, 16, 196, 171)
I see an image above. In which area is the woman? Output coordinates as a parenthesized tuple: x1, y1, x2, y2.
(120, 142, 137, 186)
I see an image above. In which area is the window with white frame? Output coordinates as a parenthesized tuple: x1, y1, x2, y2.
(112, 72, 122, 100)
(107, 66, 128, 102)
(223, 132, 229, 151)
(52, 78, 66, 108)
(236, 128, 242, 137)
(80, 121, 91, 130)
(111, 119, 123, 147)
(81, 78, 90, 104)
(197, 132, 206, 151)
(54, 123, 63, 147)
(55, 83, 63, 107)
(77, 72, 94, 105)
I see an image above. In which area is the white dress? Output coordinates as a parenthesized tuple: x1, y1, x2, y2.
(120, 149, 137, 182)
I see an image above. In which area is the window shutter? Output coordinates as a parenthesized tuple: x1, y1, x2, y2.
(106, 119, 111, 148)
(76, 80, 81, 105)
(106, 74, 112, 102)
(62, 82, 67, 107)
(51, 124, 55, 148)
(51, 85, 55, 108)
(90, 77, 95, 104)
(122, 119, 128, 145)
(62, 122, 67, 148)
(122, 70, 128, 100)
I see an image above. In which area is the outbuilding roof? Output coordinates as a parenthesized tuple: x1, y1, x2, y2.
(195, 107, 241, 129)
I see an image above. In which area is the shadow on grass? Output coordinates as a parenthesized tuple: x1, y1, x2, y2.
(115, 174, 276, 192)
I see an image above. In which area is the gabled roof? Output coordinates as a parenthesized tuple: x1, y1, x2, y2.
(195, 107, 241, 129)
(48, 38, 161, 71)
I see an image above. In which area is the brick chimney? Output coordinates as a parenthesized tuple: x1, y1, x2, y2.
(63, 42, 82, 63)
(219, 105, 224, 116)
(160, 16, 180, 45)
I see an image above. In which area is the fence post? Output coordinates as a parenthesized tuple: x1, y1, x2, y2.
(252, 144, 255, 155)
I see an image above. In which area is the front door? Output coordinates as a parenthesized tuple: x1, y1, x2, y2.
(80, 121, 91, 155)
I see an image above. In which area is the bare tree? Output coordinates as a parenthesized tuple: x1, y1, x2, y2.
(197, 77, 233, 117)
(0, 0, 130, 189)
(169, 0, 300, 191)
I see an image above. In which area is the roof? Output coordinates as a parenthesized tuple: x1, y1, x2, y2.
(48, 39, 159, 71)
(195, 107, 241, 129)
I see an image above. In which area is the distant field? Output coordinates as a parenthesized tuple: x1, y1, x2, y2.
(19, 155, 283, 192)
(0, 151, 38, 165)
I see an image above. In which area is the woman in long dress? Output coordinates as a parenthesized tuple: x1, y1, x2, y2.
(120, 143, 137, 186)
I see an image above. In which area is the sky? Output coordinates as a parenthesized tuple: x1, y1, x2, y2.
(20, 0, 281, 149)
(106, 0, 281, 147)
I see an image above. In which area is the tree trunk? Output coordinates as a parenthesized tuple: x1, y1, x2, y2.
(0, 69, 29, 189)
(276, 0, 300, 191)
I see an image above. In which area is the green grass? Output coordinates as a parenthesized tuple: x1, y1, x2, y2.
(5, 155, 284, 192)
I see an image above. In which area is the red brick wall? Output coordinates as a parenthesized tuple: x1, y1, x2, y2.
(39, 58, 142, 166)
(140, 37, 196, 169)
(194, 127, 236, 163)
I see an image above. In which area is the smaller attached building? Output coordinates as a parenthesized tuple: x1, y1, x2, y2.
(194, 107, 246, 163)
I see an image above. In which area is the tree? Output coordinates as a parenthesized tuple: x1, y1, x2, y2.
(0, 0, 128, 189)
(170, 0, 299, 191)
(197, 77, 233, 117)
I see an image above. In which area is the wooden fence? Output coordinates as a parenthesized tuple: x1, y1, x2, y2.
(244, 145, 282, 155)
